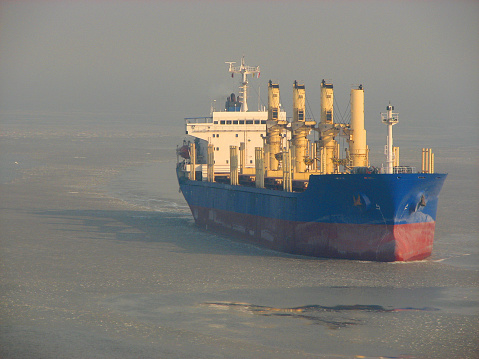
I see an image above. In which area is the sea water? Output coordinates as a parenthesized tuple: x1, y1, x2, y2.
(1, 114, 477, 358)
(104, 137, 479, 358)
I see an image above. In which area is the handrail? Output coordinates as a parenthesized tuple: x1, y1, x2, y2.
(184, 117, 213, 124)
(393, 166, 416, 174)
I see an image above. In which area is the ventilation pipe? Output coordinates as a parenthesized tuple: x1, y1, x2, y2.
(349, 85, 368, 167)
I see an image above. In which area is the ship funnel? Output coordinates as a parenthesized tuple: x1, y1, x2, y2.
(349, 86, 368, 167)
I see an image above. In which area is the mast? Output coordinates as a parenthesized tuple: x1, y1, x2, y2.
(381, 104, 399, 174)
(226, 56, 260, 112)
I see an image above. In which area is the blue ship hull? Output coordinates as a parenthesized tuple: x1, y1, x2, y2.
(178, 169, 447, 261)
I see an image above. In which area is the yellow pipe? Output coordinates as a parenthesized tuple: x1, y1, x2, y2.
(350, 87, 368, 167)
(230, 146, 238, 185)
(255, 147, 265, 188)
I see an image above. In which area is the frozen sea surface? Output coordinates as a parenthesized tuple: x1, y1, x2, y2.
(1, 116, 477, 358)
(100, 149, 479, 358)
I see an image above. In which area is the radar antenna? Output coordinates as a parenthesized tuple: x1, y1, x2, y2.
(226, 56, 260, 112)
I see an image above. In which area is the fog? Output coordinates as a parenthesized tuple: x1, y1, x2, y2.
(1, 1, 478, 146)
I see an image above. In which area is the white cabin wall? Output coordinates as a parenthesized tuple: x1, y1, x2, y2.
(186, 110, 277, 172)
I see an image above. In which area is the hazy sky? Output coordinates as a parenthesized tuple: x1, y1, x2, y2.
(0, 1, 477, 144)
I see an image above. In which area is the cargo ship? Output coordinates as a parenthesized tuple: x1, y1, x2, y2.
(176, 57, 446, 261)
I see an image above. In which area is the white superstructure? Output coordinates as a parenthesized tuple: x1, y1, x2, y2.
(185, 112, 269, 172)
(184, 57, 286, 175)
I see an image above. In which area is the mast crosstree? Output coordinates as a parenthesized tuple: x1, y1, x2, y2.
(226, 56, 260, 112)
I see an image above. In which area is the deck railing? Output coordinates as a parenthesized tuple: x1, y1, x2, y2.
(184, 117, 213, 124)
(393, 166, 416, 174)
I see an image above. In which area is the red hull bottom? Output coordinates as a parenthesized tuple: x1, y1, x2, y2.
(190, 206, 436, 262)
